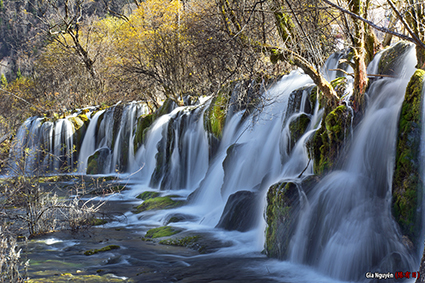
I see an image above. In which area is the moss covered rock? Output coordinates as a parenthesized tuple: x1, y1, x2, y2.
(84, 245, 120, 256)
(136, 191, 160, 200)
(289, 114, 311, 150)
(204, 91, 230, 139)
(265, 182, 299, 259)
(134, 196, 185, 213)
(392, 69, 425, 247)
(156, 98, 176, 118)
(144, 226, 181, 239)
(86, 148, 110, 175)
(309, 104, 352, 175)
(133, 114, 154, 153)
(378, 41, 413, 76)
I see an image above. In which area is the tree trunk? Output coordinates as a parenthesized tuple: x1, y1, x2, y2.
(349, 0, 369, 113)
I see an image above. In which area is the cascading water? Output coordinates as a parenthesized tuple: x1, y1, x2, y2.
(288, 47, 418, 281)
(8, 44, 424, 282)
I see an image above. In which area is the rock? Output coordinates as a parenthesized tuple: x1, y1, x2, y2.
(204, 91, 229, 139)
(86, 148, 110, 174)
(155, 98, 177, 118)
(287, 86, 315, 117)
(133, 114, 154, 153)
(308, 104, 352, 175)
(264, 182, 300, 259)
(288, 113, 311, 150)
(215, 190, 258, 232)
(136, 191, 160, 200)
(144, 226, 181, 239)
(392, 69, 425, 247)
(163, 213, 197, 225)
(134, 196, 185, 213)
(378, 41, 413, 76)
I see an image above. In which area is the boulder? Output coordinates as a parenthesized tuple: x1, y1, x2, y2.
(215, 190, 258, 232)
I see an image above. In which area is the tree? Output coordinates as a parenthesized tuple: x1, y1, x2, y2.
(323, 0, 425, 70)
(113, 0, 264, 104)
(217, 0, 341, 104)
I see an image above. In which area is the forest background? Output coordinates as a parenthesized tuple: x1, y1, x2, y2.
(2, 0, 424, 141)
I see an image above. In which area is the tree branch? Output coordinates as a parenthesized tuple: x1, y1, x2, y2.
(323, 0, 425, 50)
(386, 0, 425, 50)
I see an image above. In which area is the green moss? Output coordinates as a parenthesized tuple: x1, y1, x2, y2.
(204, 91, 230, 138)
(156, 98, 175, 118)
(378, 41, 412, 75)
(144, 226, 181, 238)
(308, 104, 352, 175)
(159, 235, 199, 246)
(134, 196, 184, 213)
(84, 245, 120, 256)
(289, 114, 310, 149)
(136, 191, 160, 200)
(392, 69, 425, 246)
(91, 218, 108, 226)
(133, 114, 155, 153)
(265, 182, 298, 259)
(86, 151, 100, 175)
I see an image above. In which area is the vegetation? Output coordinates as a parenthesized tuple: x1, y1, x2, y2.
(136, 191, 160, 200)
(84, 245, 120, 256)
(144, 226, 181, 239)
(392, 69, 425, 246)
(134, 196, 185, 213)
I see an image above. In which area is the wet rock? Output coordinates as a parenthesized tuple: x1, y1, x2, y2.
(163, 213, 197, 225)
(134, 196, 185, 213)
(133, 114, 154, 153)
(265, 182, 300, 259)
(378, 41, 413, 76)
(392, 69, 425, 247)
(86, 148, 110, 174)
(215, 190, 258, 232)
(287, 86, 315, 117)
(308, 104, 352, 175)
(288, 113, 311, 150)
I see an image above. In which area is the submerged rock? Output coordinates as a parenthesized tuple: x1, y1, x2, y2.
(392, 69, 425, 247)
(163, 213, 197, 225)
(144, 226, 181, 239)
(134, 196, 185, 213)
(215, 191, 258, 232)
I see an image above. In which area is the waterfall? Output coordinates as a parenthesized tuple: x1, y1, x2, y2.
(7, 45, 423, 282)
(287, 47, 418, 281)
(191, 71, 314, 226)
(77, 110, 105, 173)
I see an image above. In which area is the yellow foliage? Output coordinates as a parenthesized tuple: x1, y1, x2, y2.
(116, 0, 185, 60)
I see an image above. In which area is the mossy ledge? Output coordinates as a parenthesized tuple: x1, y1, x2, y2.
(265, 182, 299, 259)
(136, 191, 160, 200)
(308, 104, 352, 175)
(134, 196, 185, 213)
(84, 245, 120, 256)
(144, 226, 181, 239)
(392, 69, 425, 247)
